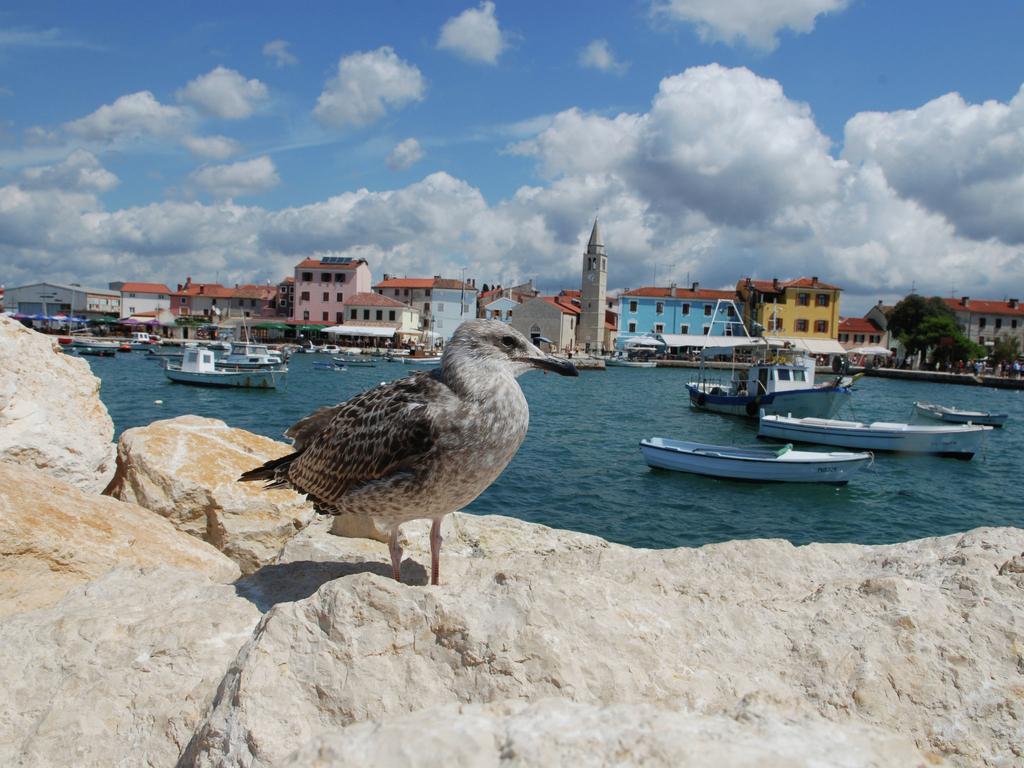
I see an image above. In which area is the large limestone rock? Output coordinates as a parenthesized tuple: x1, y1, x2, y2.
(0, 461, 240, 617)
(0, 316, 115, 493)
(108, 415, 317, 574)
(283, 699, 938, 767)
(0, 567, 261, 768)
(185, 515, 1024, 768)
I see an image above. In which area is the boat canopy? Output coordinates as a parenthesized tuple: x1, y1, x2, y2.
(322, 324, 398, 337)
(657, 333, 760, 349)
(623, 335, 665, 348)
(846, 345, 892, 356)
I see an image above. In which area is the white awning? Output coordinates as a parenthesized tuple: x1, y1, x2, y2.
(322, 325, 398, 337)
(656, 334, 759, 348)
(765, 336, 846, 355)
(847, 345, 893, 356)
(623, 335, 665, 348)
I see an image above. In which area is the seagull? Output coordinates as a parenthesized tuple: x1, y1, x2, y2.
(239, 319, 578, 585)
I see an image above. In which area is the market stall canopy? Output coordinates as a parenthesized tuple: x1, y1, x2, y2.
(765, 336, 846, 355)
(322, 325, 398, 337)
(623, 335, 665, 348)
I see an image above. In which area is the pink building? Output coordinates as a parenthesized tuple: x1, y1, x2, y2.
(292, 257, 371, 324)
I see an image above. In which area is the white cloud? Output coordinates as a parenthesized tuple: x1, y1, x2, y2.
(188, 156, 280, 200)
(579, 39, 627, 74)
(64, 91, 187, 142)
(843, 86, 1024, 245)
(387, 138, 425, 171)
(177, 67, 268, 120)
(653, 0, 850, 51)
(314, 47, 425, 128)
(262, 39, 297, 68)
(19, 149, 119, 192)
(182, 134, 242, 160)
(437, 1, 506, 64)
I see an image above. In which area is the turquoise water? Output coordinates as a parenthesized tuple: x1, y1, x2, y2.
(86, 351, 1024, 548)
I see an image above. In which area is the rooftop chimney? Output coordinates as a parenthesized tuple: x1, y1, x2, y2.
(691, 281, 699, 292)
(811, 276, 818, 285)
(960, 296, 969, 307)
(772, 278, 780, 291)
(1009, 298, 1019, 309)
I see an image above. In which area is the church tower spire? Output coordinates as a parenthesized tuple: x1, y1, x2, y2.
(578, 217, 608, 354)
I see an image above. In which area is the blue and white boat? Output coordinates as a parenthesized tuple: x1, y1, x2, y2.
(686, 342, 850, 419)
(640, 437, 871, 484)
(165, 346, 287, 389)
(216, 341, 284, 370)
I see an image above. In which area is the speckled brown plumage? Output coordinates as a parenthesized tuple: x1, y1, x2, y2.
(239, 319, 578, 585)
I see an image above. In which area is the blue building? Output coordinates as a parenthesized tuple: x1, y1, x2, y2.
(617, 283, 746, 351)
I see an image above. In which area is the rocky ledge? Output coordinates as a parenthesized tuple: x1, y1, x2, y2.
(1, 319, 1022, 767)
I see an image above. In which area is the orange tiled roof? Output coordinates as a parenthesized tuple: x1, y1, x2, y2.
(176, 283, 236, 299)
(742, 277, 842, 294)
(374, 277, 475, 291)
(120, 282, 173, 294)
(943, 297, 1024, 316)
(296, 257, 367, 269)
(345, 292, 410, 308)
(232, 284, 277, 300)
(540, 296, 581, 315)
(838, 317, 882, 333)
(622, 286, 737, 300)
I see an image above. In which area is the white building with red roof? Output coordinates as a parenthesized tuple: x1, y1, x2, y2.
(373, 275, 477, 342)
(109, 281, 173, 318)
(943, 295, 1024, 349)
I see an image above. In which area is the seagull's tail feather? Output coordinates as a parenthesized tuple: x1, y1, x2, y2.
(238, 451, 301, 488)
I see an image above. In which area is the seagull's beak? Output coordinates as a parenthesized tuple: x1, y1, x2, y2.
(526, 351, 579, 376)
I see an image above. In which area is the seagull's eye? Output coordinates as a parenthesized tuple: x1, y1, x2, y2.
(500, 335, 516, 349)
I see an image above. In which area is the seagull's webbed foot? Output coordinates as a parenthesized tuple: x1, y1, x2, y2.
(388, 526, 403, 583)
(430, 517, 444, 586)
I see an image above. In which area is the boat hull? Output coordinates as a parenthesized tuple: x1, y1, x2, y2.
(914, 402, 1007, 427)
(606, 359, 656, 368)
(164, 367, 286, 389)
(686, 383, 849, 419)
(639, 438, 870, 484)
(758, 416, 991, 459)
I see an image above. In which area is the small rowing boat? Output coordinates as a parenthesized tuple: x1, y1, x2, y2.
(913, 401, 1007, 428)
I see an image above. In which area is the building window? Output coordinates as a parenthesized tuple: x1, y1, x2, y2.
(321, 273, 331, 282)
(1012, 319, 1018, 329)
(336, 273, 346, 283)
(629, 300, 638, 313)
(682, 303, 690, 315)
(180, 297, 186, 305)
(680, 324, 689, 334)
(322, 312, 328, 321)
(815, 320, 829, 334)
(302, 272, 312, 281)
(363, 309, 370, 320)
(797, 293, 810, 306)
(628, 321, 637, 332)
(655, 302, 664, 314)
(322, 292, 329, 302)
(425, 289, 431, 297)
(375, 310, 383, 321)
(854, 333, 864, 343)
(995, 318, 1002, 329)
(703, 304, 712, 316)
(336, 312, 343, 323)
(839, 333, 849, 342)
(870, 335, 880, 343)
(389, 310, 396, 321)
(302, 310, 310, 320)
(403, 289, 409, 296)
(300, 291, 310, 301)
(703, 325, 710, 335)
(424, 302, 430, 312)
(654, 323, 664, 333)
(350, 308, 358, 319)
(796, 319, 809, 332)
(437, 303, 445, 312)
(727, 305, 736, 317)
(336, 293, 343, 302)
(978, 317, 987, 328)
(816, 294, 830, 307)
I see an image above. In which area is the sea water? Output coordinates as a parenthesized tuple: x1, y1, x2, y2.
(86, 351, 1024, 549)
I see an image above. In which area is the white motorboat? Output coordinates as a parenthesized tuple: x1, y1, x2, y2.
(758, 414, 992, 459)
(216, 341, 284, 369)
(402, 355, 442, 365)
(639, 437, 871, 484)
(71, 339, 120, 356)
(914, 401, 1007, 428)
(605, 352, 656, 368)
(333, 356, 376, 367)
(687, 341, 850, 419)
(319, 344, 342, 355)
(165, 346, 287, 389)
(127, 331, 160, 350)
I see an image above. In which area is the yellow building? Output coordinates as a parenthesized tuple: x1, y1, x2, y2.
(736, 276, 842, 340)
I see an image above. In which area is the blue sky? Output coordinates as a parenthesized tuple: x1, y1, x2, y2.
(2, 0, 1023, 314)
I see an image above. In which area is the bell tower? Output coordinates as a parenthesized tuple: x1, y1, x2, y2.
(578, 218, 607, 353)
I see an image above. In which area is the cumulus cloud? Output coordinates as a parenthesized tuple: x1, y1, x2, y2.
(843, 86, 1024, 245)
(19, 149, 119, 192)
(314, 47, 425, 128)
(177, 66, 268, 120)
(437, 1, 506, 64)
(188, 155, 279, 200)
(262, 39, 297, 67)
(64, 91, 187, 141)
(182, 134, 242, 160)
(387, 138, 425, 171)
(653, 0, 850, 51)
(579, 39, 628, 74)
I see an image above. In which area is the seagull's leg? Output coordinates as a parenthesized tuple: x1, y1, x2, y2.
(430, 517, 444, 586)
(388, 526, 403, 583)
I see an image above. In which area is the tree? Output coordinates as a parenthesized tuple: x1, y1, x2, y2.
(991, 336, 1021, 365)
(912, 315, 985, 365)
(887, 295, 956, 351)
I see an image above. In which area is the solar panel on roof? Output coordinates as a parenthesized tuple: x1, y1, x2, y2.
(320, 256, 353, 265)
